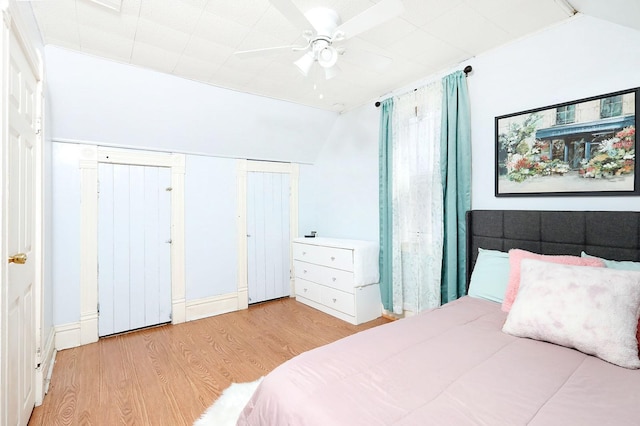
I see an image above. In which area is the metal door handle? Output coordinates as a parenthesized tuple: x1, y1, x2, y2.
(8, 253, 27, 264)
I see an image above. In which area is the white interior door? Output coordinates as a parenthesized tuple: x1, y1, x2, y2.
(4, 24, 38, 426)
(247, 172, 291, 304)
(98, 164, 172, 337)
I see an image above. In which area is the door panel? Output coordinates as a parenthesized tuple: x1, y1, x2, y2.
(6, 28, 38, 426)
(247, 172, 290, 304)
(98, 164, 171, 336)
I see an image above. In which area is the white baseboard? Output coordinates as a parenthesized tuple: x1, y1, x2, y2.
(55, 322, 81, 350)
(35, 327, 57, 406)
(52, 294, 240, 351)
(185, 293, 239, 322)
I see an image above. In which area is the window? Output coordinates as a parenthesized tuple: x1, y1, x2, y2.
(600, 95, 623, 118)
(555, 105, 575, 125)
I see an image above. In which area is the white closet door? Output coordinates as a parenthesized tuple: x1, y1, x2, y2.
(98, 164, 171, 337)
(247, 172, 291, 304)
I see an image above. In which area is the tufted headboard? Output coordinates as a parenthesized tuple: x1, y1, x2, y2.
(465, 210, 640, 287)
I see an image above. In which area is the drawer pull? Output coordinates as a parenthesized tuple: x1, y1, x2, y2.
(303, 269, 307, 274)
(303, 288, 308, 292)
(330, 256, 335, 261)
(332, 277, 336, 282)
(332, 298, 337, 303)
(302, 251, 307, 255)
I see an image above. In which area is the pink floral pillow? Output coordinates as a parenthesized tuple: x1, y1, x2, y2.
(501, 249, 605, 312)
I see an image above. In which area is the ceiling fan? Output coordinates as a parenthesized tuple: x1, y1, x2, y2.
(235, 0, 404, 80)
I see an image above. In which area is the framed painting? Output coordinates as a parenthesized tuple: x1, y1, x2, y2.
(495, 87, 639, 197)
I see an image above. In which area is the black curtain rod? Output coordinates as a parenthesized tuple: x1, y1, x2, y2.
(375, 65, 473, 107)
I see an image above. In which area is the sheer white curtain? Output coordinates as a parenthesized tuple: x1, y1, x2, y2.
(390, 83, 444, 314)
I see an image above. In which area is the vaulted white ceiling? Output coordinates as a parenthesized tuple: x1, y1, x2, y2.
(28, 0, 583, 111)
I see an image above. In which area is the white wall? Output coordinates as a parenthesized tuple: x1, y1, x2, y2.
(298, 104, 380, 242)
(45, 46, 338, 164)
(467, 14, 640, 210)
(184, 155, 238, 299)
(51, 143, 82, 326)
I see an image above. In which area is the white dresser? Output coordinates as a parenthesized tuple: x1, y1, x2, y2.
(293, 237, 381, 325)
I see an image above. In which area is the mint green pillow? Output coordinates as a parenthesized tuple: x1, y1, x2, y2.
(468, 248, 510, 303)
(581, 251, 640, 271)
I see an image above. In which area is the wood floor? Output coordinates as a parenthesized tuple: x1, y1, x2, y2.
(29, 298, 389, 425)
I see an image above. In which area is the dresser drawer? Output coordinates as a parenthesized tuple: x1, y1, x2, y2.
(321, 286, 355, 316)
(295, 278, 321, 303)
(293, 243, 353, 271)
(294, 260, 355, 293)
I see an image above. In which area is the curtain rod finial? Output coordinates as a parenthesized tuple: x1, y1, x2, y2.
(463, 65, 473, 75)
(375, 101, 381, 107)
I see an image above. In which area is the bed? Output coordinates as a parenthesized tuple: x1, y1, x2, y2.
(237, 210, 640, 425)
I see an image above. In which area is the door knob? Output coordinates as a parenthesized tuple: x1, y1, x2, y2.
(8, 253, 27, 264)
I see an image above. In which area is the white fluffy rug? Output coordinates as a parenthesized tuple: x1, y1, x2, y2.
(194, 378, 263, 426)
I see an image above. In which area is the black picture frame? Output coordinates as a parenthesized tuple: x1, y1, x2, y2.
(495, 87, 639, 197)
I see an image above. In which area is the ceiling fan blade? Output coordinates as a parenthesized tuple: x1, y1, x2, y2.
(235, 45, 305, 58)
(335, 0, 404, 40)
(269, 0, 315, 31)
(341, 49, 393, 73)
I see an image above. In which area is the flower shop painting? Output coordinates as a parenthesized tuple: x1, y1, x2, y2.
(495, 88, 639, 197)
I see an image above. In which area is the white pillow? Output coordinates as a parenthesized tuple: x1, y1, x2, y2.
(502, 259, 640, 369)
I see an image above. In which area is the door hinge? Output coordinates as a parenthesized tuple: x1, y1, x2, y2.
(97, 303, 100, 314)
(35, 117, 42, 135)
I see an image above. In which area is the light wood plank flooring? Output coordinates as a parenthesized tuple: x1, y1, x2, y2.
(29, 298, 389, 425)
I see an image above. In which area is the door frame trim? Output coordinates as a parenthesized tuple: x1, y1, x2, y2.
(78, 146, 186, 345)
(236, 160, 299, 309)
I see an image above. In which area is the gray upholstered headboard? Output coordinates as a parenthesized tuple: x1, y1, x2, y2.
(466, 210, 640, 286)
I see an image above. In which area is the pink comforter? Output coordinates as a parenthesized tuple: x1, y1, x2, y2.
(237, 297, 640, 425)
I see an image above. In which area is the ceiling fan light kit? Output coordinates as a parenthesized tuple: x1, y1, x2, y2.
(317, 45, 338, 68)
(294, 52, 315, 76)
